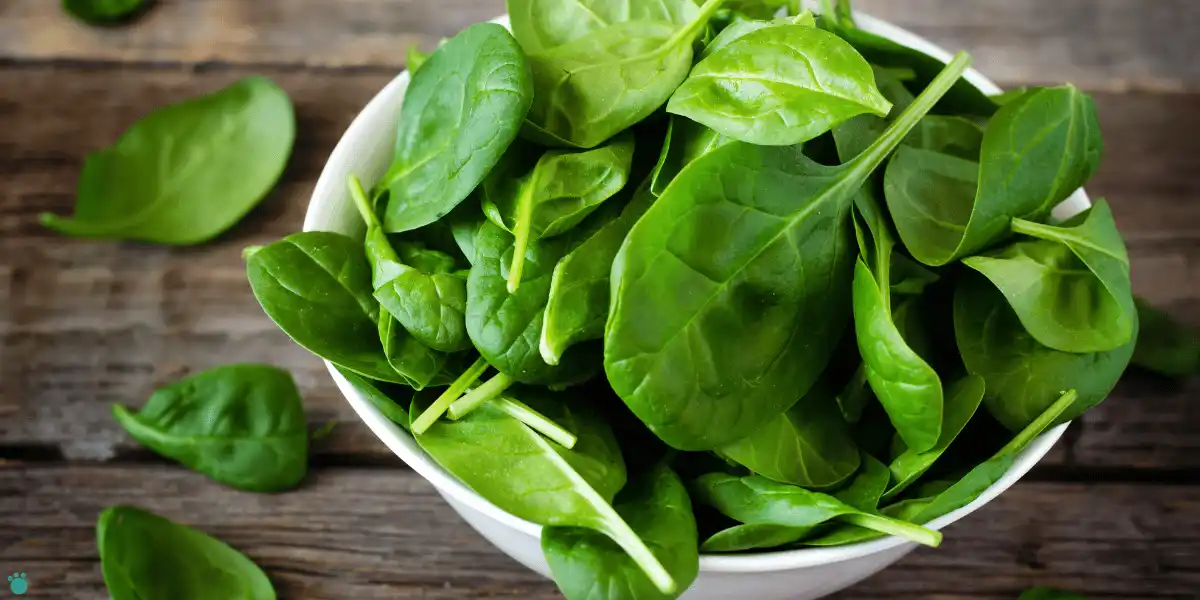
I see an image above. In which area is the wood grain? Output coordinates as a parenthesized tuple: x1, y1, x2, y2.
(3, 464, 1198, 599)
(2, 66, 1198, 469)
(1, 0, 1198, 91)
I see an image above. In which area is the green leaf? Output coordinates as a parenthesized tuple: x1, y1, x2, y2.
(833, 452, 891, 511)
(964, 199, 1134, 353)
(377, 311, 449, 389)
(110, 365, 307, 492)
(668, 24, 892, 146)
(522, 0, 725, 148)
(1131, 296, 1200, 377)
(406, 44, 429, 72)
(698, 11, 815, 60)
(541, 178, 657, 366)
(701, 522, 816, 553)
(649, 116, 731, 197)
(41, 77, 294, 244)
(335, 366, 413, 430)
(380, 23, 534, 232)
(412, 391, 678, 595)
(716, 378, 861, 489)
(245, 231, 405, 383)
(543, 464, 698, 600)
(605, 53, 970, 450)
(954, 272, 1135, 432)
(882, 375, 985, 501)
(508, 0, 701, 54)
(482, 134, 636, 292)
(98, 506, 275, 600)
(63, 0, 146, 23)
(884, 86, 1104, 266)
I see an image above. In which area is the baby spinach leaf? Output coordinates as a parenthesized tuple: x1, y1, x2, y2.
(835, 365, 871, 424)
(378, 312, 449, 389)
(964, 199, 1135, 353)
(884, 86, 1104, 266)
(605, 53, 969, 450)
(1131, 296, 1200, 377)
(721, 0, 797, 19)
(483, 134, 636, 292)
(798, 499, 921, 547)
(716, 378, 861, 489)
(63, 0, 146, 23)
(379, 23, 534, 232)
(668, 24, 892, 146)
(522, 0, 725, 148)
(1020, 588, 1088, 600)
(111, 364, 307, 492)
(467, 221, 602, 385)
(98, 506, 275, 600)
(882, 374, 984, 501)
(954, 272, 1135, 432)
(41, 77, 294, 244)
(335, 366, 413, 429)
(833, 452, 890, 511)
(406, 45, 429, 72)
(698, 11, 815, 59)
(701, 523, 816, 553)
(650, 116, 731, 197)
(375, 271, 471, 353)
(508, 0, 701, 54)
(543, 464, 698, 600)
(693, 474, 941, 547)
(541, 178, 656, 366)
(245, 231, 405, 383)
(889, 252, 940, 296)
(413, 392, 678, 596)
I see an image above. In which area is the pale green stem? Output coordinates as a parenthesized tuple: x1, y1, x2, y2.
(348, 174, 381, 229)
(507, 185, 535, 294)
(449, 372, 516, 420)
(411, 358, 489, 434)
(841, 512, 942, 548)
(993, 389, 1078, 459)
(1011, 217, 1063, 240)
(494, 397, 577, 449)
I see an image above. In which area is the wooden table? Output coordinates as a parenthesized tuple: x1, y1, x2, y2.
(2, 1, 1198, 598)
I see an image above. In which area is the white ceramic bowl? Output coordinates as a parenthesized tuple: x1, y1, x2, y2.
(305, 11, 1087, 600)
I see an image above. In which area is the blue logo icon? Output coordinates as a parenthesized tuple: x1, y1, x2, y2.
(7, 573, 27, 595)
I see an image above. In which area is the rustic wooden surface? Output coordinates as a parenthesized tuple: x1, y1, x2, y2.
(1, 1, 1198, 599)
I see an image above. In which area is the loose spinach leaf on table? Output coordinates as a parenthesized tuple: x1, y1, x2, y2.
(716, 377, 861, 489)
(541, 177, 656, 366)
(379, 23, 534, 232)
(519, 0, 725, 148)
(955, 271, 1135, 432)
(111, 364, 308, 492)
(964, 199, 1135, 354)
(245, 231, 405, 383)
(668, 24, 892, 146)
(606, 54, 970, 450)
(98, 506, 276, 600)
(482, 133, 635, 292)
(1131, 296, 1200, 377)
(63, 0, 147, 23)
(543, 464, 699, 600)
(884, 85, 1103, 267)
(412, 390, 679, 595)
(41, 77, 294, 244)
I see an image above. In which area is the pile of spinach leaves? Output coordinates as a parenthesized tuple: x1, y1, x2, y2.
(231, 1, 1156, 598)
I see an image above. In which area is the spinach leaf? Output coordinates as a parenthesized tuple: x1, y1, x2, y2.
(605, 53, 969, 450)
(335, 366, 413, 429)
(799, 499, 922, 547)
(834, 452, 890, 511)
(1020, 588, 1088, 600)
(482, 133, 636, 292)
(668, 24, 892, 146)
(375, 270, 471, 353)
(98, 506, 275, 600)
(508, 0, 701, 54)
(245, 232, 404, 383)
(406, 45, 429, 72)
(890, 252, 940, 296)
(882, 374, 984, 501)
(41, 77, 294, 244)
(716, 378, 861, 489)
(378, 312, 449, 389)
(698, 11, 815, 60)
(522, 0, 725, 148)
(467, 221, 602, 385)
(111, 364, 307, 492)
(63, 0, 146, 23)
(835, 366, 871, 424)
(693, 474, 941, 547)
(379, 23, 534, 232)
(701, 523, 817, 553)
(1131, 296, 1200, 377)
(884, 86, 1103, 266)
(955, 272, 1135, 432)
(721, 0, 797, 19)
(649, 116, 731, 197)
(541, 178, 656, 366)
(543, 464, 698, 600)
(964, 199, 1135, 353)
(412, 392, 678, 596)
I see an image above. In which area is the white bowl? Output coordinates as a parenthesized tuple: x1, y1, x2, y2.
(305, 11, 1085, 600)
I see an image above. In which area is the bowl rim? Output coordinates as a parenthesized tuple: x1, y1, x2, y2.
(305, 9, 1082, 574)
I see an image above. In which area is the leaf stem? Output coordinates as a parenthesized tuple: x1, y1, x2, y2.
(840, 512, 942, 548)
(1011, 216, 1062, 240)
(494, 397, 577, 449)
(507, 183, 535, 294)
(993, 389, 1077, 459)
(411, 358, 489, 434)
(449, 372, 516, 420)
(348, 174, 381, 229)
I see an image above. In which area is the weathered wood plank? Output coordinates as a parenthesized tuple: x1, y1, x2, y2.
(2, 66, 1198, 469)
(1, 0, 1198, 90)
(2, 465, 1197, 599)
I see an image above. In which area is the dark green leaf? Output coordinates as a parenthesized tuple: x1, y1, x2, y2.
(882, 375, 984, 501)
(701, 523, 816, 553)
(335, 366, 413, 429)
(833, 452, 890, 511)
(1131, 296, 1200, 377)
(650, 116, 731, 197)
